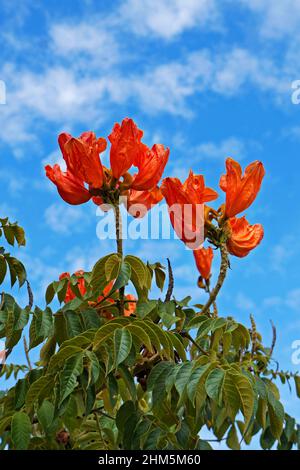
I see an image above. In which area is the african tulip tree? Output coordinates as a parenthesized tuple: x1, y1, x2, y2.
(0, 118, 299, 451)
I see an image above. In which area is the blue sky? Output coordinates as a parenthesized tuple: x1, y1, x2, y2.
(1, 0, 300, 445)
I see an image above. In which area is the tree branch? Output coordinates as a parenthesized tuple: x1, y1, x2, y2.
(165, 258, 174, 302)
(201, 243, 229, 316)
(23, 336, 32, 370)
(26, 280, 34, 310)
(269, 320, 277, 357)
(114, 203, 125, 315)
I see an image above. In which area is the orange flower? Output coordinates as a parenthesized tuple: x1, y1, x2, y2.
(45, 165, 91, 205)
(45, 131, 107, 204)
(226, 216, 264, 257)
(59, 270, 86, 303)
(161, 172, 218, 248)
(183, 171, 218, 205)
(109, 118, 143, 179)
(131, 144, 169, 191)
(63, 132, 107, 190)
(193, 247, 213, 280)
(124, 294, 136, 317)
(126, 186, 163, 218)
(220, 158, 265, 218)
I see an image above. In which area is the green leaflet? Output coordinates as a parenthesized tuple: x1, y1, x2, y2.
(114, 328, 132, 368)
(11, 412, 31, 450)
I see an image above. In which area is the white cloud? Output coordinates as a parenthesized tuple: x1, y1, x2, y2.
(42, 150, 65, 170)
(212, 48, 287, 96)
(262, 289, 300, 313)
(194, 137, 246, 160)
(286, 289, 300, 311)
(0, 5, 296, 157)
(119, 0, 220, 39)
(0, 169, 26, 194)
(50, 22, 120, 68)
(128, 51, 213, 116)
(44, 203, 92, 234)
(270, 236, 297, 273)
(240, 0, 300, 39)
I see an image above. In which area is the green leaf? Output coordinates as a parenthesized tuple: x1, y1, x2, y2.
(147, 361, 173, 391)
(134, 320, 161, 354)
(29, 307, 53, 349)
(11, 411, 31, 450)
(40, 336, 56, 366)
(81, 308, 102, 329)
(64, 310, 83, 338)
(125, 255, 148, 289)
(45, 283, 55, 305)
(0, 416, 12, 435)
(3, 225, 15, 245)
(48, 345, 83, 371)
(196, 318, 214, 339)
(143, 428, 163, 450)
(260, 427, 276, 449)
(205, 368, 225, 404)
(107, 373, 119, 408)
(112, 261, 131, 292)
(224, 371, 254, 427)
(167, 332, 186, 361)
(268, 394, 285, 439)
(174, 362, 194, 395)
(0, 255, 7, 285)
(14, 378, 28, 409)
(93, 320, 129, 351)
(118, 364, 137, 401)
(197, 440, 213, 450)
(6, 256, 27, 287)
(116, 401, 137, 439)
(294, 376, 300, 398)
(226, 424, 240, 450)
(187, 363, 211, 405)
(149, 322, 173, 359)
(12, 224, 26, 246)
(154, 266, 166, 291)
(136, 300, 157, 319)
(59, 353, 83, 405)
(114, 328, 132, 368)
(158, 300, 177, 329)
(187, 315, 208, 330)
(105, 253, 121, 281)
(127, 324, 153, 353)
(85, 351, 101, 387)
(26, 374, 54, 410)
(37, 400, 54, 433)
(91, 254, 114, 292)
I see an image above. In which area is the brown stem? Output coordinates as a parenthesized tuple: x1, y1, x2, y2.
(26, 280, 34, 310)
(165, 258, 174, 302)
(269, 320, 277, 357)
(23, 336, 32, 370)
(207, 284, 218, 318)
(201, 243, 229, 316)
(114, 204, 125, 315)
(180, 331, 209, 356)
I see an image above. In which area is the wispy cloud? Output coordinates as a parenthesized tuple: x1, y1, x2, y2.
(193, 137, 246, 161)
(44, 203, 94, 234)
(118, 0, 221, 39)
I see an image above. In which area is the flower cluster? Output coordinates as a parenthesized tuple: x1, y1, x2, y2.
(45, 118, 169, 215)
(164, 157, 265, 286)
(45, 117, 265, 293)
(59, 270, 136, 318)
